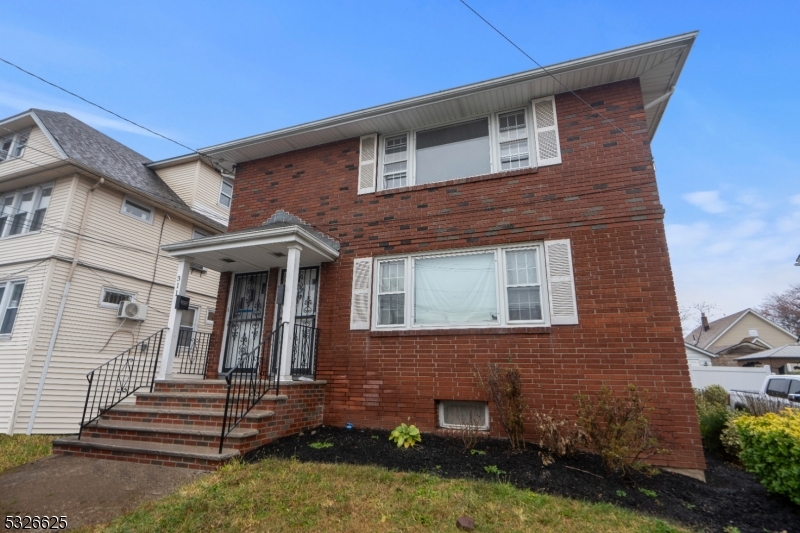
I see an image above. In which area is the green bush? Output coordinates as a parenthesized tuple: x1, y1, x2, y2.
(694, 385, 730, 456)
(389, 423, 422, 448)
(720, 410, 744, 458)
(735, 408, 800, 505)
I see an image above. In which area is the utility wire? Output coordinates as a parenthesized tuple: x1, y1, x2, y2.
(457, 0, 642, 147)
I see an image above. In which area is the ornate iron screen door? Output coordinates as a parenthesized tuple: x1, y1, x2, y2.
(223, 271, 269, 372)
(275, 267, 319, 375)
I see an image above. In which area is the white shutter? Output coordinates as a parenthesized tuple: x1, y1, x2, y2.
(544, 239, 578, 325)
(357, 134, 378, 194)
(531, 97, 562, 166)
(350, 257, 373, 329)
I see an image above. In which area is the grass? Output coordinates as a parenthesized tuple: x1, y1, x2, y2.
(0, 434, 54, 474)
(86, 458, 690, 533)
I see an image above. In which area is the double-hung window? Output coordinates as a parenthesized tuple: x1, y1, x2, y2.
(498, 110, 529, 170)
(374, 244, 547, 329)
(0, 280, 25, 336)
(0, 184, 54, 239)
(381, 135, 408, 189)
(219, 179, 233, 208)
(0, 129, 29, 162)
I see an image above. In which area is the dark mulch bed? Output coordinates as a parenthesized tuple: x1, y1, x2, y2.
(245, 426, 799, 533)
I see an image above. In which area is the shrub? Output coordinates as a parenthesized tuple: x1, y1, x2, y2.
(694, 386, 730, 456)
(476, 362, 526, 449)
(389, 423, 422, 448)
(574, 384, 668, 476)
(532, 411, 581, 466)
(720, 410, 745, 458)
(734, 408, 800, 505)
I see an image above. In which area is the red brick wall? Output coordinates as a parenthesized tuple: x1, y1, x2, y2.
(207, 78, 705, 470)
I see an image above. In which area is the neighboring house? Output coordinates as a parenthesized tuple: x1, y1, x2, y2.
(151, 32, 706, 474)
(684, 309, 798, 367)
(0, 109, 231, 434)
(685, 343, 716, 366)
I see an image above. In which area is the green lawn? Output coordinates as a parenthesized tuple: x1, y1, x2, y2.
(88, 458, 690, 533)
(0, 434, 54, 474)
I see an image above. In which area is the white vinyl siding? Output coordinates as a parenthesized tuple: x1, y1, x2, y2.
(0, 126, 63, 178)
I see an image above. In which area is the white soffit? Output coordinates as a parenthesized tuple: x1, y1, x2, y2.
(198, 32, 697, 169)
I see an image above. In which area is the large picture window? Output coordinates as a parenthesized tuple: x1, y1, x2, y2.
(415, 119, 491, 185)
(0, 184, 54, 239)
(374, 244, 547, 329)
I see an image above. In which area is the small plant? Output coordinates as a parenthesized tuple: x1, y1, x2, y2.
(389, 423, 422, 448)
(638, 487, 658, 499)
(308, 441, 333, 450)
(574, 384, 669, 476)
(694, 385, 730, 456)
(532, 410, 581, 466)
(483, 465, 506, 476)
(722, 527, 741, 533)
(616, 490, 627, 498)
(371, 435, 380, 440)
(683, 502, 696, 510)
(470, 449, 486, 456)
(476, 362, 526, 449)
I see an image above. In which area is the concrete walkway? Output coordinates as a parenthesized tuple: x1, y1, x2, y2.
(0, 455, 204, 530)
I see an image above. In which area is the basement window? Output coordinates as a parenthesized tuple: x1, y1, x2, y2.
(438, 401, 489, 430)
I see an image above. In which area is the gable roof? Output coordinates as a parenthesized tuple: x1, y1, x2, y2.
(24, 110, 225, 232)
(684, 308, 797, 352)
(194, 31, 697, 171)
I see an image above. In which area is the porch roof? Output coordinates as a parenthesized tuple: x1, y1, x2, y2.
(161, 222, 340, 273)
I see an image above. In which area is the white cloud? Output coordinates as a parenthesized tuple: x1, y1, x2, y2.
(683, 190, 729, 214)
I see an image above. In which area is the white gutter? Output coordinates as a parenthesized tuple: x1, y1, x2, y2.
(644, 86, 675, 110)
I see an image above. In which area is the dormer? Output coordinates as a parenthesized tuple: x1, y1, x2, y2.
(147, 154, 231, 226)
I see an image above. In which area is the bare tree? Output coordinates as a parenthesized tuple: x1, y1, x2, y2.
(680, 302, 718, 346)
(757, 284, 800, 337)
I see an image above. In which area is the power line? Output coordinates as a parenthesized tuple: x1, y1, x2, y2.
(457, 0, 642, 147)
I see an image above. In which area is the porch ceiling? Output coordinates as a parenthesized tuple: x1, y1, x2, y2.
(161, 224, 340, 273)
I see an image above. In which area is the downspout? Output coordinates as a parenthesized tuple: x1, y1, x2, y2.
(27, 178, 104, 434)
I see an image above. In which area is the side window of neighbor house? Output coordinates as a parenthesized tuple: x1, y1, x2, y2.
(121, 197, 154, 223)
(0, 129, 29, 162)
(219, 179, 233, 208)
(0, 184, 54, 239)
(0, 280, 25, 335)
(100, 287, 134, 309)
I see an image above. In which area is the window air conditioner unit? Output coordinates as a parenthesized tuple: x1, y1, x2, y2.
(117, 300, 148, 321)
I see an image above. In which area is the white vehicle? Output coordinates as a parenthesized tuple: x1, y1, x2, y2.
(729, 375, 800, 411)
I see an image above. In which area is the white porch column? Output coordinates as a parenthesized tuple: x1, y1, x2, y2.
(158, 258, 191, 380)
(279, 244, 302, 380)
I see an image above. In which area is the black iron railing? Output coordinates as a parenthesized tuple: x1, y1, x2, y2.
(175, 330, 213, 376)
(291, 323, 319, 379)
(218, 322, 284, 453)
(79, 329, 166, 438)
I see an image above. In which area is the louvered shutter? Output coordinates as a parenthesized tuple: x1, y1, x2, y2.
(357, 134, 378, 194)
(532, 97, 562, 166)
(350, 257, 373, 329)
(544, 239, 578, 325)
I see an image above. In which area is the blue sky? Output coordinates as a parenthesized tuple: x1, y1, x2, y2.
(2, 1, 798, 324)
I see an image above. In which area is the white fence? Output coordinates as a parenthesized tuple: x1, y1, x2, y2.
(689, 365, 773, 392)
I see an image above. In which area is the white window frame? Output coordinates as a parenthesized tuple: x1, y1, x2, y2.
(0, 184, 55, 240)
(121, 196, 154, 224)
(0, 279, 26, 339)
(192, 228, 210, 239)
(218, 179, 233, 208)
(205, 307, 215, 325)
(0, 128, 30, 163)
(438, 401, 490, 430)
(372, 242, 550, 331)
(503, 247, 544, 324)
(376, 106, 540, 192)
(99, 287, 136, 310)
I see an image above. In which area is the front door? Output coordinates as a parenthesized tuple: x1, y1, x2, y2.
(275, 266, 319, 376)
(223, 271, 269, 372)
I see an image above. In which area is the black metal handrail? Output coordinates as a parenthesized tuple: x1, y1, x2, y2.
(175, 330, 213, 376)
(218, 322, 284, 453)
(79, 329, 166, 438)
(291, 323, 319, 379)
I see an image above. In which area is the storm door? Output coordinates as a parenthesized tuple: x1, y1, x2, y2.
(274, 267, 319, 375)
(222, 271, 269, 372)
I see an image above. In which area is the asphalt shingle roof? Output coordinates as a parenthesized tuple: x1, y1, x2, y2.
(684, 309, 749, 351)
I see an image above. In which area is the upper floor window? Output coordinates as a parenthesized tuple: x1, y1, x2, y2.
(121, 196, 154, 224)
(219, 179, 233, 208)
(0, 184, 53, 239)
(0, 129, 30, 162)
(0, 280, 25, 336)
(369, 97, 560, 192)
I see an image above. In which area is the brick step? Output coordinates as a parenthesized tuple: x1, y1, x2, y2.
(152, 379, 229, 394)
(100, 406, 275, 430)
(53, 436, 239, 471)
(81, 420, 261, 450)
(133, 391, 287, 410)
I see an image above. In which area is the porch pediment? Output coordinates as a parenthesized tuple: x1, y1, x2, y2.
(161, 211, 339, 272)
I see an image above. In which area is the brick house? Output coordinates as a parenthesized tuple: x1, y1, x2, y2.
(56, 32, 705, 476)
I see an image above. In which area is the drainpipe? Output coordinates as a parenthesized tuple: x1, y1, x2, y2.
(27, 178, 104, 434)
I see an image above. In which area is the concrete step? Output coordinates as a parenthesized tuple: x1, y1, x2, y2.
(133, 391, 287, 410)
(81, 420, 261, 450)
(53, 436, 240, 471)
(100, 405, 275, 430)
